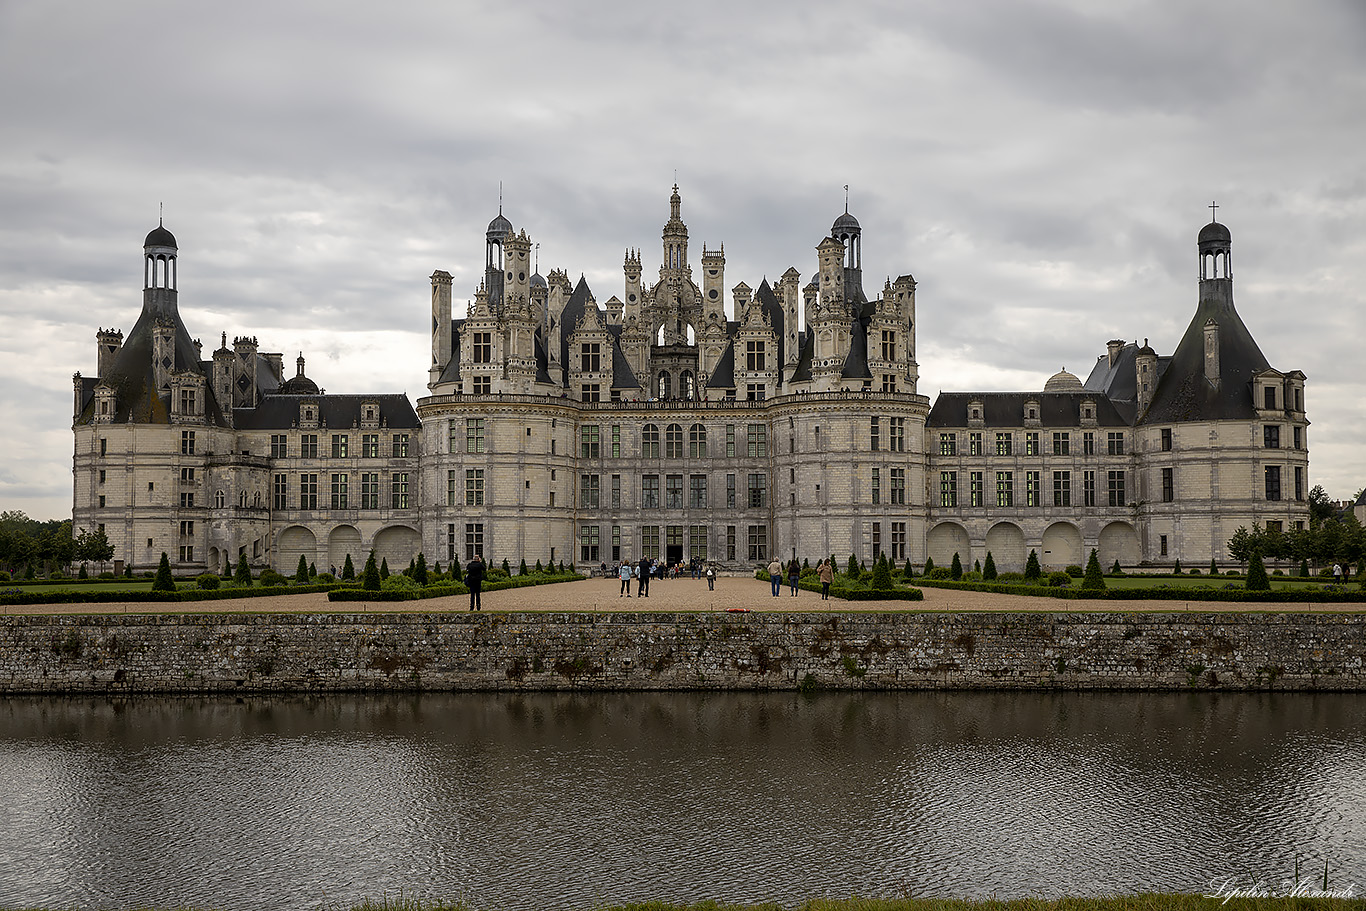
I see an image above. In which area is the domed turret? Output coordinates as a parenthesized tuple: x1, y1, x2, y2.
(486, 211, 513, 240)
(1044, 368, 1083, 393)
(1198, 221, 1231, 246)
(278, 353, 320, 395)
(144, 223, 178, 249)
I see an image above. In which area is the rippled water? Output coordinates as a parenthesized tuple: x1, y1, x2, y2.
(0, 692, 1363, 911)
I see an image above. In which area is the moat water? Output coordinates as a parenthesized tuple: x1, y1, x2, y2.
(0, 692, 1363, 911)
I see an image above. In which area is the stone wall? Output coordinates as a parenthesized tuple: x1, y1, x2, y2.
(1, 611, 1362, 694)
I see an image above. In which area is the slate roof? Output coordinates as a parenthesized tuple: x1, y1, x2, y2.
(788, 328, 814, 383)
(557, 276, 593, 387)
(608, 325, 640, 389)
(1139, 282, 1272, 424)
(234, 393, 419, 430)
(754, 279, 786, 370)
(926, 392, 1132, 428)
(841, 315, 872, 379)
(707, 337, 736, 389)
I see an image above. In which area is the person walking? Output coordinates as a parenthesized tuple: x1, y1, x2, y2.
(619, 560, 633, 597)
(637, 555, 651, 598)
(1334, 562, 1343, 583)
(787, 559, 801, 596)
(465, 553, 486, 611)
(818, 558, 834, 601)
(706, 563, 716, 591)
(767, 558, 782, 597)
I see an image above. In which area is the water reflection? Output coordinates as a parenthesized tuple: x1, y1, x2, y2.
(0, 693, 1362, 911)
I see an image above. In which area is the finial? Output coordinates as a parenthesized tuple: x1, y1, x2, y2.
(844, 185, 849, 213)
(499, 181, 503, 215)
(159, 201, 163, 226)
(1209, 200, 1219, 222)
(535, 242, 540, 271)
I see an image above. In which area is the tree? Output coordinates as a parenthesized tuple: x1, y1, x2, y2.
(295, 555, 310, 583)
(902, 558, 914, 580)
(1111, 559, 1122, 575)
(1024, 550, 1041, 582)
(1210, 558, 1218, 576)
(518, 558, 528, 576)
(342, 554, 355, 580)
(234, 554, 252, 587)
(1082, 549, 1106, 591)
(983, 552, 997, 580)
(1173, 558, 1181, 575)
(1308, 485, 1336, 525)
(871, 558, 892, 590)
(502, 558, 512, 575)
(535, 559, 544, 573)
(1299, 558, 1310, 578)
(950, 552, 963, 580)
(77, 563, 88, 579)
(1246, 552, 1270, 591)
(973, 559, 981, 574)
(847, 554, 859, 578)
(923, 556, 935, 575)
(362, 551, 381, 591)
(452, 559, 463, 582)
(308, 562, 317, 578)
(152, 552, 175, 592)
(415, 553, 429, 586)
(380, 558, 390, 579)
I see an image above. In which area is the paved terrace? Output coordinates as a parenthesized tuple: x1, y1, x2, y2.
(3, 575, 1360, 615)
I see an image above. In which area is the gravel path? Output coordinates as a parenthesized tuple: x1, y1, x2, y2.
(3, 575, 1357, 615)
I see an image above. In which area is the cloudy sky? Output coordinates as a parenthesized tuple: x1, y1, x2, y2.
(2, 0, 1364, 521)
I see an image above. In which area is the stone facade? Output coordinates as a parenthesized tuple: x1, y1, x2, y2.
(71, 191, 1307, 575)
(2, 612, 1362, 693)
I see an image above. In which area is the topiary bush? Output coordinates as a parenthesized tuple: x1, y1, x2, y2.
(0, 570, 11, 582)
(1246, 553, 1271, 592)
(1065, 565, 1084, 578)
(926, 567, 953, 580)
(1024, 550, 1041, 582)
(78, 564, 88, 579)
(982, 552, 997, 581)
(259, 569, 288, 587)
(152, 553, 176, 592)
(234, 555, 252, 587)
(871, 558, 893, 590)
(315, 572, 336, 584)
(903, 559, 915, 580)
(414, 553, 429, 586)
(997, 571, 1026, 583)
(847, 554, 860, 578)
(1299, 559, 1310, 578)
(296, 555, 310, 583)
(1048, 571, 1072, 587)
(381, 573, 420, 592)
(196, 573, 220, 590)
(1173, 558, 1182, 575)
(1082, 548, 1106, 591)
(1111, 560, 1123, 575)
(950, 552, 963, 581)
(923, 556, 936, 575)
(362, 551, 381, 592)
(342, 554, 355, 581)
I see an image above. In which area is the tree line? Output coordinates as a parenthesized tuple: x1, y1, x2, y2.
(1227, 485, 1365, 571)
(0, 511, 113, 577)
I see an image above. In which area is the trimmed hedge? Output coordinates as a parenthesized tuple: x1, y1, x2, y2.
(326, 572, 587, 602)
(909, 577, 1366, 603)
(757, 570, 925, 602)
(0, 584, 337, 607)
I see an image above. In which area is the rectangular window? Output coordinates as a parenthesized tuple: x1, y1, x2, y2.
(871, 467, 880, 505)
(611, 474, 621, 509)
(995, 433, 1012, 456)
(689, 474, 707, 509)
(1025, 432, 1039, 456)
(642, 474, 660, 509)
(940, 471, 958, 508)
(581, 425, 600, 459)
(580, 525, 600, 563)
(665, 474, 683, 509)
(641, 525, 660, 560)
(665, 425, 684, 459)
(300, 473, 318, 510)
(746, 383, 765, 402)
(1083, 470, 1096, 507)
(273, 473, 288, 510)
(726, 424, 735, 458)
(179, 492, 194, 508)
(1052, 432, 1070, 456)
(1083, 432, 1095, 456)
(890, 468, 906, 505)
(747, 525, 768, 561)
(1295, 466, 1304, 501)
(1026, 470, 1040, 507)
(1160, 534, 1168, 556)
(99, 469, 106, 484)
(747, 473, 767, 508)
(1263, 425, 1280, 449)
(889, 417, 905, 452)
(1293, 426, 1302, 450)
(689, 526, 708, 560)
(179, 545, 194, 562)
(270, 434, 287, 458)
(1265, 465, 1282, 501)
(362, 472, 379, 509)
(331, 435, 349, 459)
(362, 434, 379, 458)
(970, 471, 984, 508)
(1053, 471, 1071, 507)
(881, 330, 896, 361)
(99, 494, 106, 508)
(465, 523, 483, 561)
(1107, 432, 1125, 455)
(446, 470, 457, 507)
(747, 424, 767, 458)
(299, 434, 317, 459)
(472, 376, 492, 395)
(179, 520, 194, 537)
(473, 332, 492, 364)
(467, 469, 485, 506)
(99, 438, 107, 456)
(870, 417, 880, 451)
(872, 522, 882, 559)
(180, 467, 195, 484)
(612, 526, 621, 562)
(668, 525, 683, 557)
(581, 384, 600, 403)
(392, 433, 410, 458)
(969, 432, 982, 456)
(1264, 386, 1276, 410)
(1161, 428, 1172, 452)
(642, 424, 660, 458)
(466, 419, 485, 453)
(746, 341, 766, 371)
(181, 430, 195, 455)
(891, 522, 907, 560)
(330, 473, 348, 509)
(1108, 470, 1126, 507)
(690, 424, 707, 459)
(610, 425, 621, 459)
(581, 342, 601, 373)
(881, 375, 897, 394)
(1162, 468, 1174, 502)
(727, 526, 737, 561)
(939, 433, 957, 456)
(447, 524, 456, 564)
(392, 472, 409, 509)
(726, 473, 736, 508)
(996, 471, 1013, 507)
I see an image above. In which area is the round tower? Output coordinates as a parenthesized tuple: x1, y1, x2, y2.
(143, 220, 179, 318)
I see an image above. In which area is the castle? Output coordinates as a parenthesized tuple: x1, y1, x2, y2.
(72, 189, 1310, 575)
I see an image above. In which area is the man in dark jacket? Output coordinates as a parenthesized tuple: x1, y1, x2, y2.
(466, 553, 486, 611)
(637, 556, 651, 598)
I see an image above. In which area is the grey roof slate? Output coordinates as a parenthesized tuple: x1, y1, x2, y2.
(926, 392, 1131, 428)
(707, 339, 736, 388)
(234, 393, 419, 430)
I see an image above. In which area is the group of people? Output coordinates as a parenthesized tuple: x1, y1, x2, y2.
(766, 559, 836, 600)
(613, 557, 720, 596)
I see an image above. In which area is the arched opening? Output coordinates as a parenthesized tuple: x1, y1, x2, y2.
(374, 525, 421, 571)
(1099, 522, 1141, 569)
(657, 371, 671, 400)
(1041, 522, 1083, 569)
(985, 522, 1026, 572)
(926, 522, 970, 568)
(327, 525, 362, 576)
(680, 370, 695, 400)
(276, 526, 318, 574)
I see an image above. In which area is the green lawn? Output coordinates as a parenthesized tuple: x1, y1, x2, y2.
(1102, 575, 1343, 592)
(2, 579, 162, 592)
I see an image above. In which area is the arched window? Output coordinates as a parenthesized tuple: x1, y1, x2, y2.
(681, 370, 695, 400)
(666, 424, 684, 458)
(658, 371, 671, 400)
(689, 423, 707, 459)
(215, 490, 226, 509)
(642, 424, 660, 458)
